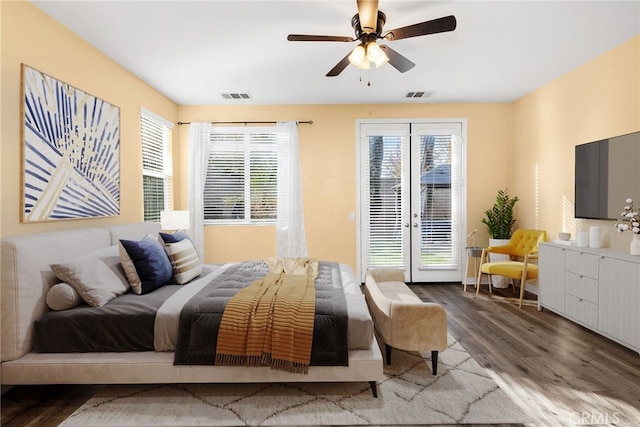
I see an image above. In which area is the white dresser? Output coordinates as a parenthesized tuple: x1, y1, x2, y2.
(539, 242, 640, 353)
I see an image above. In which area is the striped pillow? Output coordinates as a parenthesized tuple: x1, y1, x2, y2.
(163, 238, 202, 285)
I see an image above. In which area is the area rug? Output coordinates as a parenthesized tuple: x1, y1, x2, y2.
(60, 333, 531, 426)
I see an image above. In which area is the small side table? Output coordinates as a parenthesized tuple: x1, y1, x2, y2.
(464, 247, 484, 292)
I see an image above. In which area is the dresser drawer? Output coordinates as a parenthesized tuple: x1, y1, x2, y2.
(565, 294, 598, 329)
(565, 272, 598, 303)
(565, 250, 599, 279)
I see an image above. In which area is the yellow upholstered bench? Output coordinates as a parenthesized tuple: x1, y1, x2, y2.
(363, 268, 448, 375)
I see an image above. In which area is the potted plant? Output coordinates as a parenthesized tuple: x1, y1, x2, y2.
(482, 188, 519, 239)
(481, 189, 519, 288)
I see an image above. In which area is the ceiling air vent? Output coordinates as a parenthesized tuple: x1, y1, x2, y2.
(405, 91, 434, 99)
(221, 93, 252, 100)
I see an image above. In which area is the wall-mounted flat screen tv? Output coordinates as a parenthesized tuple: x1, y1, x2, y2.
(575, 131, 640, 220)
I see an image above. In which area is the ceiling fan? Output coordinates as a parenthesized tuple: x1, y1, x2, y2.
(287, 0, 457, 77)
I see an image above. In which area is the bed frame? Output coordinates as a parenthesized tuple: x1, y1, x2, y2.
(0, 223, 383, 396)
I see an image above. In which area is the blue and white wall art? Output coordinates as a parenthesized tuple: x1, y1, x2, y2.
(21, 64, 120, 222)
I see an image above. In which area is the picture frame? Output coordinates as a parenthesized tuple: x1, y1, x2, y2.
(20, 64, 120, 222)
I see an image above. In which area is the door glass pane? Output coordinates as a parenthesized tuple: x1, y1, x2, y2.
(367, 135, 405, 269)
(418, 134, 455, 269)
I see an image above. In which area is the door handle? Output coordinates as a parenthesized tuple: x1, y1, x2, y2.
(404, 223, 410, 228)
(413, 223, 418, 228)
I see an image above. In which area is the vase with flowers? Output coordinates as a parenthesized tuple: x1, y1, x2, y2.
(615, 198, 640, 255)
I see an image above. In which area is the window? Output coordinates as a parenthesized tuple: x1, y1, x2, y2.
(204, 127, 278, 224)
(141, 109, 173, 222)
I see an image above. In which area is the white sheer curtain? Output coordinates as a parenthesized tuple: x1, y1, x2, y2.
(277, 121, 308, 258)
(187, 122, 211, 258)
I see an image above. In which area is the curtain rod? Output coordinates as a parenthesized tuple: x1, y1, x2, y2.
(177, 120, 313, 125)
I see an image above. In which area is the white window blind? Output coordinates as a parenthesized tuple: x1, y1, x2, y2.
(364, 128, 461, 272)
(418, 134, 457, 267)
(204, 127, 278, 224)
(366, 135, 405, 268)
(141, 109, 173, 222)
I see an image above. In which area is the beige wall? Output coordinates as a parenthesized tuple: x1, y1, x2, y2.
(2, 2, 513, 274)
(3, 2, 638, 272)
(178, 104, 512, 268)
(0, 1, 178, 236)
(512, 36, 640, 251)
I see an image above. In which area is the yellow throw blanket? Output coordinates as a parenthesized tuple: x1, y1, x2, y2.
(215, 258, 318, 374)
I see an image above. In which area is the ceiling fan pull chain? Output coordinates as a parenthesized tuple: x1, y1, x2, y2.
(357, 69, 372, 86)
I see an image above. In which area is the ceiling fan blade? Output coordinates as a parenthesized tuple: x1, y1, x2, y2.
(326, 53, 352, 77)
(379, 45, 415, 73)
(288, 34, 355, 42)
(357, 0, 379, 33)
(384, 15, 457, 41)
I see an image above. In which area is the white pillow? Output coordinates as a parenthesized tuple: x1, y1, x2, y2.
(46, 283, 83, 311)
(50, 245, 130, 308)
(163, 238, 202, 285)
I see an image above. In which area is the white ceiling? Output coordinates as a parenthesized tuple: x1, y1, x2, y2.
(31, 0, 640, 106)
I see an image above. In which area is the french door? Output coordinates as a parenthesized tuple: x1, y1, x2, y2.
(358, 120, 466, 283)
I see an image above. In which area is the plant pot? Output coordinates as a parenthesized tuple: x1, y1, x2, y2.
(489, 238, 510, 288)
(466, 246, 484, 258)
(464, 246, 485, 285)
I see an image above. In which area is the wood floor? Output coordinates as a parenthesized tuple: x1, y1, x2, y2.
(2, 284, 639, 426)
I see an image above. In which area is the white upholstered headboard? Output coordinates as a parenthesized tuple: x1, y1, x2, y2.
(0, 222, 162, 362)
(103, 222, 161, 245)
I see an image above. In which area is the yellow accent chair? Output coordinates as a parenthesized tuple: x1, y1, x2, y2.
(475, 229, 547, 308)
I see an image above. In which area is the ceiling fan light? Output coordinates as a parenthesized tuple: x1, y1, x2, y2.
(366, 41, 384, 62)
(374, 52, 389, 68)
(348, 44, 366, 67)
(372, 46, 389, 68)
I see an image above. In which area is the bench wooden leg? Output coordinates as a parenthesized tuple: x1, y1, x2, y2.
(431, 350, 439, 375)
(385, 344, 392, 365)
(369, 381, 378, 398)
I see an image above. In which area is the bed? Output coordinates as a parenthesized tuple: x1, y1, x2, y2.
(0, 223, 383, 395)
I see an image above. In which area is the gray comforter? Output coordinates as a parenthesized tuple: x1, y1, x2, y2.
(174, 260, 349, 366)
(34, 284, 182, 352)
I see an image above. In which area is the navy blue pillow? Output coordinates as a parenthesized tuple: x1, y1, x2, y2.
(119, 236, 173, 295)
(159, 230, 190, 244)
